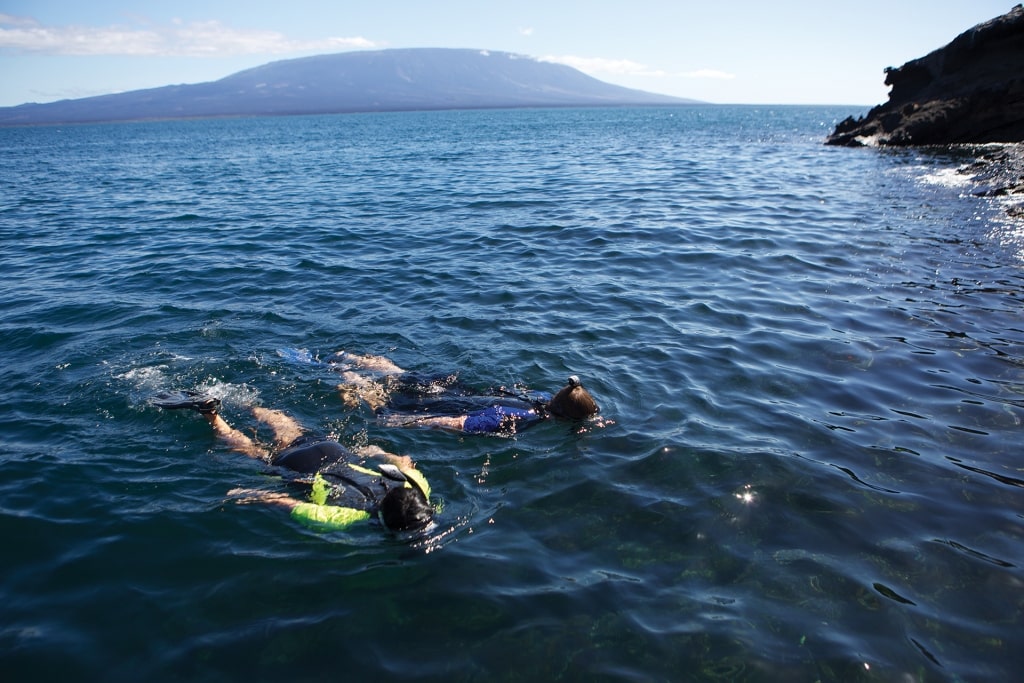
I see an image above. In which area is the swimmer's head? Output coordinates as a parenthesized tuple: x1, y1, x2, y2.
(380, 486, 434, 532)
(547, 375, 599, 419)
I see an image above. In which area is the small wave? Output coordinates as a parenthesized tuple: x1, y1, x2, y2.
(193, 379, 261, 408)
(918, 167, 973, 189)
(115, 364, 170, 388)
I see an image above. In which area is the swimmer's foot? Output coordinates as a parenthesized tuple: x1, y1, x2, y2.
(151, 390, 221, 415)
(330, 351, 405, 375)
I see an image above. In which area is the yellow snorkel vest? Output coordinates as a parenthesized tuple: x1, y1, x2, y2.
(289, 465, 431, 531)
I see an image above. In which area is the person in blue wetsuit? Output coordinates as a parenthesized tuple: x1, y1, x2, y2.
(151, 390, 434, 533)
(329, 353, 600, 435)
(376, 376, 599, 434)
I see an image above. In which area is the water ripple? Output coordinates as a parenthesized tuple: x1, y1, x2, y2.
(1, 107, 1022, 682)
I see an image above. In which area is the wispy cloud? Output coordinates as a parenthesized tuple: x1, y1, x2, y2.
(542, 53, 735, 81)
(0, 13, 37, 27)
(680, 69, 735, 80)
(541, 55, 666, 77)
(0, 15, 376, 56)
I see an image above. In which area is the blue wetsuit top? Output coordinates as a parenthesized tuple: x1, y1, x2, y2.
(462, 405, 541, 433)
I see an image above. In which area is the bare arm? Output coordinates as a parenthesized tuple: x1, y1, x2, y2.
(377, 413, 469, 432)
(227, 488, 301, 509)
(352, 444, 416, 471)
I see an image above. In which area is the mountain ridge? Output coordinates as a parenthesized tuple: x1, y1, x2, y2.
(0, 48, 699, 126)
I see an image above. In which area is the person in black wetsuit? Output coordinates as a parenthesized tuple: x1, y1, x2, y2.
(151, 391, 434, 532)
(330, 352, 601, 435)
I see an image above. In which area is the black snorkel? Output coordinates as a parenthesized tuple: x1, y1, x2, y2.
(378, 463, 430, 500)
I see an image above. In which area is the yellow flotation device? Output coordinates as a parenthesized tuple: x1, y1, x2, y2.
(290, 502, 371, 530)
(289, 465, 431, 531)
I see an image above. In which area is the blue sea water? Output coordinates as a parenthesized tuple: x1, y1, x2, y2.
(1, 106, 1022, 682)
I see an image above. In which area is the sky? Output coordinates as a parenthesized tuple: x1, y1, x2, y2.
(0, 1, 1015, 108)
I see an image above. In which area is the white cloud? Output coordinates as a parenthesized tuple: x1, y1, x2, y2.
(540, 55, 666, 77)
(519, 27, 534, 37)
(680, 69, 736, 80)
(541, 54, 736, 82)
(0, 15, 376, 57)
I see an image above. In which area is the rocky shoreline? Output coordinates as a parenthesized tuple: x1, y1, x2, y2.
(826, 6, 1024, 216)
(958, 144, 1024, 217)
(827, 6, 1024, 148)
(960, 145, 1024, 196)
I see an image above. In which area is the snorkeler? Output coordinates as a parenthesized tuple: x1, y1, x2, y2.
(151, 390, 434, 533)
(329, 352, 600, 435)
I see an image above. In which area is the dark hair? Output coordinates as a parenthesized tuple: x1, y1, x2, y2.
(380, 486, 434, 531)
(547, 376, 600, 419)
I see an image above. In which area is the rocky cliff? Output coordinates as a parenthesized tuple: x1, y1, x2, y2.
(827, 5, 1024, 146)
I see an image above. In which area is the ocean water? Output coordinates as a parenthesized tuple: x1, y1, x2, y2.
(1, 106, 1022, 682)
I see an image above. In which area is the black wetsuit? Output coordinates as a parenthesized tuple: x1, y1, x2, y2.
(271, 436, 394, 511)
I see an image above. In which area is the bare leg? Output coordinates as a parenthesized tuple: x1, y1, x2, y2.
(331, 351, 405, 375)
(333, 352, 404, 410)
(203, 412, 270, 460)
(337, 371, 389, 410)
(251, 406, 305, 449)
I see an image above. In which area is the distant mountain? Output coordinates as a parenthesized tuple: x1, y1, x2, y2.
(0, 48, 700, 126)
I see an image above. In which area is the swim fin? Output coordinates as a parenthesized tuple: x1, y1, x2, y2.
(151, 390, 221, 415)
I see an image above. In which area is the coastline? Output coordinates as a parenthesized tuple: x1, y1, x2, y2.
(958, 143, 1024, 216)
